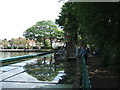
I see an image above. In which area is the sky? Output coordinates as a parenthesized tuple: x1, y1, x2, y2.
(0, 0, 65, 40)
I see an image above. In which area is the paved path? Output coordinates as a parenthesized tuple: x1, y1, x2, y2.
(87, 56, 119, 88)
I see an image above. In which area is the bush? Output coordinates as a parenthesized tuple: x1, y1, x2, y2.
(101, 44, 120, 73)
(46, 46, 51, 49)
(18, 47, 24, 49)
(13, 46, 17, 49)
(32, 46, 39, 49)
(7, 47, 12, 49)
(41, 47, 45, 49)
(45, 40, 51, 48)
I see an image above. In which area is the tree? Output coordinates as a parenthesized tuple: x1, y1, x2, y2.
(23, 20, 64, 49)
(56, 2, 120, 72)
(1, 39, 9, 48)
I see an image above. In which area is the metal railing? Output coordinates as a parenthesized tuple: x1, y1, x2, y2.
(81, 56, 91, 89)
(0, 52, 52, 63)
(54, 44, 66, 58)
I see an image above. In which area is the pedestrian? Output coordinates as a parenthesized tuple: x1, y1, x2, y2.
(86, 47, 90, 56)
(76, 46, 80, 57)
(80, 46, 88, 64)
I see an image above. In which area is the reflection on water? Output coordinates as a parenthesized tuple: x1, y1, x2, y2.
(24, 54, 77, 84)
(1, 53, 78, 88)
(0, 52, 36, 59)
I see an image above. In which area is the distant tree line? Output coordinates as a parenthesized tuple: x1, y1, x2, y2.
(0, 38, 34, 49)
(56, 2, 120, 72)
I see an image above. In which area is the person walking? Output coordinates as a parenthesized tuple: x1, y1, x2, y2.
(80, 46, 88, 64)
(76, 46, 81, 57)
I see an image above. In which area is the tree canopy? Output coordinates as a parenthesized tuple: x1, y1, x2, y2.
(56, 2, 120, 72)
(23, 20, 64, 49)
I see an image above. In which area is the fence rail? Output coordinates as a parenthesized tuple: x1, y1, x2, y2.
(0, 52, 52, 63)
(81, 56, 91, 89)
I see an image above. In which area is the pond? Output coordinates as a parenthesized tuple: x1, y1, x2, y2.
(1, 53, 79, 88)
(24, 55, 76, 84)
(0, 52, 36, 59)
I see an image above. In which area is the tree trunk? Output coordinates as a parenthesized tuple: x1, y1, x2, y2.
(50, 32, 52, 50)
(43, 35, 46, 49)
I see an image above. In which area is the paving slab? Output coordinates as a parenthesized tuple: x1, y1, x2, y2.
(4, 71, 65, 84)
(9, 59, 38, 67)
(0, 66, 18, 73)
(4, 72, 39, 82)
(1, 82, 49, 88)
(1, 67, 25, 81)
(0, 71, 3, 74)
(35, 84, 73, 88)
(1, 82, 72, 89)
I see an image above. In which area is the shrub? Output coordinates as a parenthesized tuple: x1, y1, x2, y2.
(32, 46, 39, 49)
(45, 40, 50, 48)
(18, 47, 24, 49)
(7, 47, 12, 49)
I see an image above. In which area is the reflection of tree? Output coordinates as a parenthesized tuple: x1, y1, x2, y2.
(24, 56, 63, 81)
(27, 67, 57, 81)
(43, 57, 46, 66)
(24, 55, 77, 84)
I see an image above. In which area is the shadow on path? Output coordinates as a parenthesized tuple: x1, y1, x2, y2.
(87, 56, 120, 88)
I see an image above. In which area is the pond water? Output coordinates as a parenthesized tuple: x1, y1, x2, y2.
(0, 52, 36, 59)
(1, 53, 78, 88)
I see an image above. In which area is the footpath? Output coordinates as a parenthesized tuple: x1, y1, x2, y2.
(87, 55, 120, 88)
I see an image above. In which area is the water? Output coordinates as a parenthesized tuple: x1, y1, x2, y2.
(0, 52, 36, 59)
(1, 53, 77, 88)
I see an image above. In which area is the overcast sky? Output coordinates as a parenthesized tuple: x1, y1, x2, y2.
(0, 0, 64, 40)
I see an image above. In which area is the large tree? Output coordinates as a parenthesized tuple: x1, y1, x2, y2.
(23, 20, 64, 49)
(56, 2, 120, 72)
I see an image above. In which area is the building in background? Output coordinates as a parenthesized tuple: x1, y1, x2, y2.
(0, 37, 36, 49)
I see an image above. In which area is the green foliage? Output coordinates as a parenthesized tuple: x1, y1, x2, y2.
(6, 47, 12, 49)
(17, 47, 25, 49)
(23, 56, 64, 81)
(45, 39, 50, 49)
(23, 20, 64, 49)
(30, 46, 38, 49)
(0, 39, 9, 48)
(56, 2, 120, 72)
